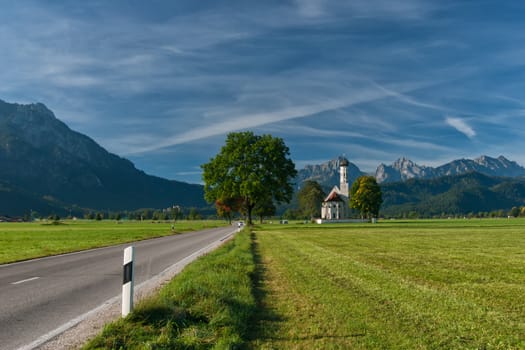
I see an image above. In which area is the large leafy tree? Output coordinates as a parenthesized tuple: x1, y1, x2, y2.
(201, 131, 297, 225)
(350, 176, 383, 219)
(297, 180, 326, 219)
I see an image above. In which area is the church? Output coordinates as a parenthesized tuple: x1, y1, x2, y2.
(320, 157, 350, 220)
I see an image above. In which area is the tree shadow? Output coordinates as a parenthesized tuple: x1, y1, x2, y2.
(242, 232, 368, 348)
(243, 231, 286, 348)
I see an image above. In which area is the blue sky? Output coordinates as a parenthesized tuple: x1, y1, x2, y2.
(1, 0, 525, 184)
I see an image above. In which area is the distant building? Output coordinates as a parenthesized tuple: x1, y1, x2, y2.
(321, 157, 350, 220)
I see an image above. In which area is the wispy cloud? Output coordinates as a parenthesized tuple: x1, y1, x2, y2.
(293, 0, 436, 20)
(121, 77, 439, 155)
(371, 81, 451, 113)
(445, 117, 476, 138)
(121, 90, 385, 154)
(294, 0, 325, 18)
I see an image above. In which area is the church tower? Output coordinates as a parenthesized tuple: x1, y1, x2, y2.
(339, 156, 349, 197)
(320, 156, 351, 221)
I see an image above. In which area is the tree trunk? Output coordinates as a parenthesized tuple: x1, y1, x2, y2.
(247, 204, 254, 225)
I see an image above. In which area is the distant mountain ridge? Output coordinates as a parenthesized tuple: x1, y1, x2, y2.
(375, 155, 525, 183)
(0, 99, 206, 216)
(298, 155, 525, 189)
(375, 157, 433, 183)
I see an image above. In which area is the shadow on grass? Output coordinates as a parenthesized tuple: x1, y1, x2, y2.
(244, 231, 286, 348)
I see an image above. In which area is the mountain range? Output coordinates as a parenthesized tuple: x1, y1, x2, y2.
(375, 156, 525, 183)
(297, 155, 525, 188)
(0, 99, 206, 217)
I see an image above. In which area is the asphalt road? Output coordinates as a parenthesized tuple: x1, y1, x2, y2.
(0, 225, 237, 350)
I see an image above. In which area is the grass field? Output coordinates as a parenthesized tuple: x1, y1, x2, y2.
(248, 219, 525, 349)
(82, 218, 525, 349)
(0, 220, 226, 264)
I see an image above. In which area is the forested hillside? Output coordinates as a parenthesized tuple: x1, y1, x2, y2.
(380, 172, 525, 217)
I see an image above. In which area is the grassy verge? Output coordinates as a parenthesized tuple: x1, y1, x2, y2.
(83, 229, 256, 349)
(0, 220, 226, 264)
(247, 219, 525, 349)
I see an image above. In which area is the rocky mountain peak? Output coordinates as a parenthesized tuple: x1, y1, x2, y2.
(392, 157, 417, 170)
(0, 100, 120, 169)
(376, 157, 431, 183)
(471, 155, 524, 176)
(297, 158, 365, 190)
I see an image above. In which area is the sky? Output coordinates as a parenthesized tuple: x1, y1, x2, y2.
(1, 0, 525, 184)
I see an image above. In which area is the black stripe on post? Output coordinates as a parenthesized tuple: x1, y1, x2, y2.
(123, 261, 133, 284)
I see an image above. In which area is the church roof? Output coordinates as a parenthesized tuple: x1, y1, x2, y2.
(324, 189, 345, 202)
(339, 156, 349, 166)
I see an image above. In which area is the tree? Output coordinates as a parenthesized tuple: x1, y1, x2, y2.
(215, 197, 242, 224)
(188, 207, 202, 220)
(201, 131, 297, 225)
(297, 180, 325, 220)
(253, 195, 276, 223)
(282, 208, 301, 220)
(141, 209, 153, 220)
(350, 176, 383, 219)
(509, 206, 520, 218)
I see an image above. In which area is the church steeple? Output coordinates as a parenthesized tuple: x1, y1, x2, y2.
(339, 156, 349, 197)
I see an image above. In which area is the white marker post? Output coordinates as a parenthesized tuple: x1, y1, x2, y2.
(122, 246, 134, 317)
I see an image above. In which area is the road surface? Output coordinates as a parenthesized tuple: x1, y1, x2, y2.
(0, 225, 237, 350)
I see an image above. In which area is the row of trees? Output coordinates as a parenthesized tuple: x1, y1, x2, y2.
(26, 207, 207, 222)
(392, 207, 525, 219)
(82, 207, 205, 221)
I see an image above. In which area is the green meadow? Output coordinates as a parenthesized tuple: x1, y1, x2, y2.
(83, 218, 525, 349)
(248, 219, 525, 349)
(0, 220, 225, 264)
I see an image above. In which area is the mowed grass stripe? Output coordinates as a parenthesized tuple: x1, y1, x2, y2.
(251, 229, 411, 349)
(250, 221, 525, 349)
(298, 237, 520, 348)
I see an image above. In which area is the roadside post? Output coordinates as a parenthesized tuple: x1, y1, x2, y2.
(122, 246, 134, 317)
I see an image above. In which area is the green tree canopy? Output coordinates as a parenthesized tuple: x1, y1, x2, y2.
(298, 180, 326, 219)
(201, 131, 297, 225)
(509, 206, 520, 218)
(253, 195, 276, 223)
(350, 175, 383, 219)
